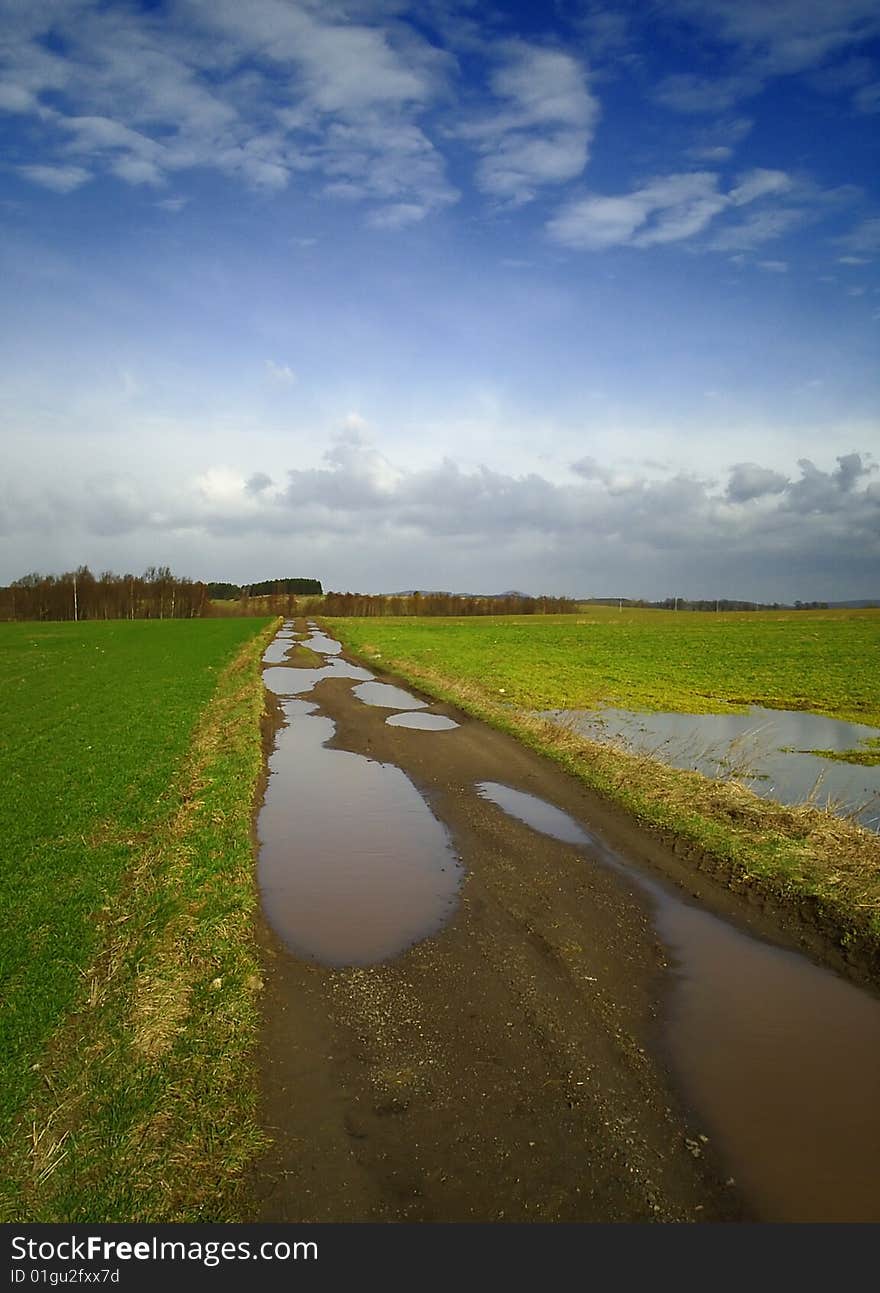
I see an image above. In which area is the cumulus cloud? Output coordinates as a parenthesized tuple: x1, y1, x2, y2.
(245, 472, 273, 495)
(728, 168, 792, 205)
(656, 0, 880, 119)
(1, 0, 458, 222)
(669, 0, 880, 76)
(726, 463, 789, 502)
(19, 163, 91, 193)
(783, 453, 876, 513)
(546, 169, 794, 251)
(11, 438, 876, 595)
(458, 42, 599, 205)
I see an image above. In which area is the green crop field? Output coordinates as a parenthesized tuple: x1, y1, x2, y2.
(329, 606, 880, 729)
(0, 616, 274, 1221)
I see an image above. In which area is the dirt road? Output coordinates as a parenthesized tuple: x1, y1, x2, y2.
(249, 638, 760, 1222)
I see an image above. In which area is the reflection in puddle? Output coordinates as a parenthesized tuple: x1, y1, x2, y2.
(386, 713, 460, 731)
(262, 638, 294, 664)
(259, 700, 463, 965)
(476, 780, 880, 1222)
(353, 681, 428, 709)
(477, 783, 588, 844)
(263, 659, 374, 696)
(303, 623, 343, 655)
(543, 705, 880, 830)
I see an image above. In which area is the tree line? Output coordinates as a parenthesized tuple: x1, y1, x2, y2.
(0, 567, 208, 622)
(587, 597, 829, 611)
(319, 591, 578, 617)
(208, 577, 323, 599)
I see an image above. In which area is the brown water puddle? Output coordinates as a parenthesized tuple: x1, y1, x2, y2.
(303, 623, 343, 655)
(263, 659, 374, 696)
(258, 699, 463, 965)
(353, 681, 428, 709)
(476, 781, 880, 1222)
(386, 713, 460, 731)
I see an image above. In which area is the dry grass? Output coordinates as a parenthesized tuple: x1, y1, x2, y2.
(0, 618, 280, 1222)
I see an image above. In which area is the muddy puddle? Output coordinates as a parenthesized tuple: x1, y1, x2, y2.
(302, 623, 343, 655)
(263, 659, 374, 697)
(477, 780, 880, 1221)
(257, 623, 462, 966)
(543, 705, 880, 831)
(353, 681, 428, 709)
(386, 713, 460, 731)
(262, 637, 295, 664)
(259, 699, 462, 965)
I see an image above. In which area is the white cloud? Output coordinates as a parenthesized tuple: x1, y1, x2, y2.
(727, 463, 789, 502)
(668, 0, 880, 77)
(12, 440, 877, 598)
(707, 206, 805, 253)
(547, 169, 794, 252)
(654, 2, 880, 117)
(729, 168, 793, 206)
(838, 218, 880, 255)
(19, 163, 91, 192)
(758, 260, 788, 272)
(460, 42, 599, 205)
(1, 0, 457, 220)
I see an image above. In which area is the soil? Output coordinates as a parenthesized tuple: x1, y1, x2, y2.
(248, 623, 880, 1222)
(249, 645, 770, 1222)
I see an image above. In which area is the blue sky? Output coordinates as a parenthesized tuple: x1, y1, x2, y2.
(1, 0, 878, 599)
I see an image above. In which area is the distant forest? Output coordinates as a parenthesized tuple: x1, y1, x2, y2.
(208, 578, 323, 599)
(320, 591, 577, 616)
(588, 597, 832, 611)
(0, 569, 323, 622)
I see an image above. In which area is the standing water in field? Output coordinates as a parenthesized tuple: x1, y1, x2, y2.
(542, 705, 880, 831)
(476, 781, 880, 1222)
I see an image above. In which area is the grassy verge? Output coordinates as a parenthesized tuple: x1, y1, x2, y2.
(0, 617, 278, 1221)
(328, 621, 880, 964)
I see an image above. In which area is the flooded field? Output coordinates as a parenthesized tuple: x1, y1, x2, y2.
(543, 705, 880, 830)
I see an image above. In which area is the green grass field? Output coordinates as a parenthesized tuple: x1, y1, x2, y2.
(329, 606, 880, 728)
(0, 617, 274, 1220)
(330, 607, 880, 954)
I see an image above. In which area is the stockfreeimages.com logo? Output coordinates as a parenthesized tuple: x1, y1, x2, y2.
(11, 1235, 317, 1269)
